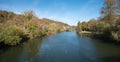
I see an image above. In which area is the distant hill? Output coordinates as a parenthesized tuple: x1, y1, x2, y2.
(0, 10, 69, 27)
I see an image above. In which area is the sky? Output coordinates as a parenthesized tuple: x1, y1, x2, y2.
(0, 0, 104, 26)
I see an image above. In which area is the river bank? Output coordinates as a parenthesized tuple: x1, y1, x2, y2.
(0, 31, 120, 62)
(77, 31, 92, 34)
(76, 31, 120, 45)
(0, 10, 74, 46)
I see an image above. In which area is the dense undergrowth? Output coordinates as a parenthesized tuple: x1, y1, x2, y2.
(76, 0, 120, 43)
(0, 10, 74, 46)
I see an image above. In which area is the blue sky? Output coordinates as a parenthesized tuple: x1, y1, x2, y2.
(0, 0, 104, 25)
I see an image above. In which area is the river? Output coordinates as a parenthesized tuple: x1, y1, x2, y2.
(0, 31, 120, 62)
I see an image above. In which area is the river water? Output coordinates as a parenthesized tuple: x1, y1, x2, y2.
(0, 31, 120, 62)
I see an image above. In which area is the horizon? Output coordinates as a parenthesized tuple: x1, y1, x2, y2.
(0, 0, 104, 26)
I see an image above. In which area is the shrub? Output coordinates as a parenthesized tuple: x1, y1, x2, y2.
(4, 36, 22, 45)
(22, 10, 34, 21)
(0, 25, 24, 45)
(95, 22, 110, 32)
(111, 31, 120, 42)
(24, 21, 41, 38)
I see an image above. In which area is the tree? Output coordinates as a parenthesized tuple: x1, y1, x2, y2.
(88, 19, 97, 31)
(0, 10, 14, 23)
(101, 0, 117, 24)
(76, 21, 82, 32)
(24, 21, 40, 38)
(81, 22, 89, 31)
(95, 22, 110, 32)
(22, 10, 34, 21)
(115, 0, 120, 14)
(111, 17, 120, 42)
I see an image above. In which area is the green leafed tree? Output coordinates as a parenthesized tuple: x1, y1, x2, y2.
(76, 21, 82, 32)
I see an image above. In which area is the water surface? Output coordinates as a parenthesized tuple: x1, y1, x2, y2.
(0, 31, 120, 62)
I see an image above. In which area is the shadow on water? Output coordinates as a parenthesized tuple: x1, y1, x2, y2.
(101, 55, 120, 62)
(0, 37, 45, 62)
(0, 31, 120, 62)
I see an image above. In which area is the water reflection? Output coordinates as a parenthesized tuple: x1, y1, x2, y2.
(0, 32, 120, 62)
(39, 32, 98, 62)
(0, 38, 44, 62)
(19, 38, 44, 62)
(0, 45, 23, 62)
(91, 39, 120, 62)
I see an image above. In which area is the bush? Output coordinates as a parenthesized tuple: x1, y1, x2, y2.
(95, 22, 110, 32)
(0, 25, 24, 45)
(24, 21, 41, 38)
(22, 10, 34, 20)
(111, 31, 120, 42)
(4, 36, 22, 45)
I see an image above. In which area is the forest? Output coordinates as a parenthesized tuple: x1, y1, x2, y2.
(76, 0, 120, 42)
(0, 10, 73, 46)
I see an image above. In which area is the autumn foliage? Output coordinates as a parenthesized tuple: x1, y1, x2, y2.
(0, 10, 71, 45)
(76, 0, 120, 42)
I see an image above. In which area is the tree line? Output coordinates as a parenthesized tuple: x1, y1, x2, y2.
(0, 10, 73, 46)
(76, 0, 120, 42)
